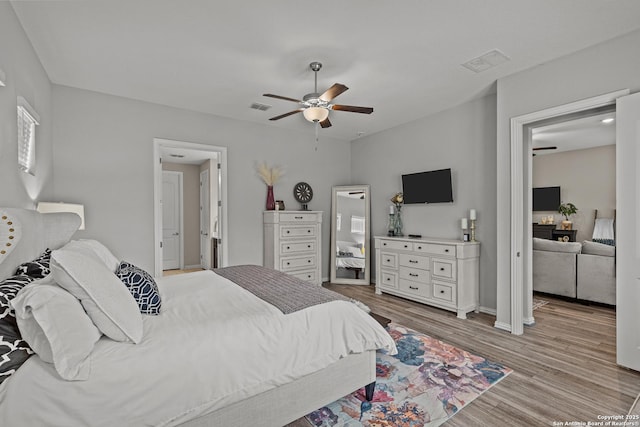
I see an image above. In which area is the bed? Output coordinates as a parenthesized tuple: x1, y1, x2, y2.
(0, 208, 396, 426)
(335, 241, 366, 279)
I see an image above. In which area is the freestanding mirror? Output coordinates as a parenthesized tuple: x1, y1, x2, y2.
(330, 185, 371, 285)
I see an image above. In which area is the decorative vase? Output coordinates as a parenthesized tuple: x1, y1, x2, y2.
(393, 205, 404, 236)
(266, 185, 275, 210)
(387, 213, 396, 236)
(561, 220, 572, 230)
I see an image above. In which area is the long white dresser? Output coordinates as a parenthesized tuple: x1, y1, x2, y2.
(263, 211, 322, 285)
(374, 236, 480, 319)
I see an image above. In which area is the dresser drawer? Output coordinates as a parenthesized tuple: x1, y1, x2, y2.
(399, 253, 429, 270)
(399, 266, 430, 284)
(432, 258, 457, 280)
(281, 240, 315, 255)
(281, 226, 316, 238)
(399, 279, 431, 298)
(432, 280, 456, 304)
(279, 213, 319, 223)
(380, 252, 398, 269)
(289, 269, 317, 283)
(280, 255, 315, 271)
(379, 271, 398, 288)
(379, 239, 413, 251)
(415, 243, 456, 257)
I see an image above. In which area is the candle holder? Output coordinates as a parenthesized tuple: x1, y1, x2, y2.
(470, 219, 476, 242)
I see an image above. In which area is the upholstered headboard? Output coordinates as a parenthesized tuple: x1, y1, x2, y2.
(0, 208, 81, 281)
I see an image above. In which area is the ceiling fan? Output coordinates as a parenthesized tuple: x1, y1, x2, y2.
(263, 62, 373, 129)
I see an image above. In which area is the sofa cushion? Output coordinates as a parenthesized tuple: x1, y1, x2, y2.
(532, 237, 582, 254)
(582, 240, 616, 257)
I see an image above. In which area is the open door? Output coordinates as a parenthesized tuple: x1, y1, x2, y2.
(616, 91, 640, 371)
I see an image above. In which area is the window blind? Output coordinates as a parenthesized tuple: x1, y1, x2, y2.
(17, 97, 39, 176)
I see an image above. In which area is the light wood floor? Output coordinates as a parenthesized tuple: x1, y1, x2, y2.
(289, 283, 640, 426)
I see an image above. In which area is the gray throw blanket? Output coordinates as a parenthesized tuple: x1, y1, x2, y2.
(214, 264, 369, 314)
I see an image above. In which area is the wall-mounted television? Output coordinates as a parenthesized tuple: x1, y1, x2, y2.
(532, 186, 561, 211)
(401, 168, 453, 204)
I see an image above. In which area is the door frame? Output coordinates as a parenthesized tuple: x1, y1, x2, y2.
(153, 138, 228, 277)
(162, 170, 184, 270)
(507, 89, 629, 335)
(200, 167, 211, 270)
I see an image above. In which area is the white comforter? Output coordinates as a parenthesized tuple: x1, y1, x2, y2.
(0, 270, 396, 426)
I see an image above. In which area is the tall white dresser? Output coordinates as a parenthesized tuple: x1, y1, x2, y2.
(263, 211, 322, 285)
(375, 236, 480, 319)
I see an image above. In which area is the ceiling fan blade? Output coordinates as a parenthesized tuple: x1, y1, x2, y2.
(263, 94, 303, 103)
(268, 109, 304, 121)
(331, 104, 374, 114)
(319, 117, 332, 128)
(532, 146, 557, 151)
(319, 84, 348, 102)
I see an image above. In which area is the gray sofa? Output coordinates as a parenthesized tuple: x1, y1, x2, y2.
(532, 238, 616, 305)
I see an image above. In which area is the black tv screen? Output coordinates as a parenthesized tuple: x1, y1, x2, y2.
(532, 186, 561, 211)
(401, 168, 453, 204)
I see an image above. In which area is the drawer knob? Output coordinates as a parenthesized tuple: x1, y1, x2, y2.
(287, 230, 290, 234)
(308, 260, 311, 263)
(440, 290, 445, 294)
(307, 245, 311, 248)
(386, 259, 391, 262)
(386, 278, 391, 281)
(440, 267, 445, 271)
(409, 286, 419, 290)
(308, 230, 311, 233)
(287, 246, 290, 249)
(295, 216, 303, 219)
(409, 273, 418, 277)
(404, 245, 408, 248)
(417, 246, 422, 249)
(383, 242, 387, 246)
(409, 260, 418, 263)
(444, 249, 449, 253)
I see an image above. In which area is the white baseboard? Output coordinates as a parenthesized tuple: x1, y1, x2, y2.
(184, 264, 203, 270)
(478, 306, 496, 316)
(523, 316, 536, 326)
(494, 321, 512, 332)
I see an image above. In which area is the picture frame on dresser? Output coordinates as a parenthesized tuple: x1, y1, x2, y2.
(374, 236, 480, 319)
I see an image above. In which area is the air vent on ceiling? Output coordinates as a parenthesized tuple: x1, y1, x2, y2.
(250, 102, 272, 111)
(462, 49, 510, 73)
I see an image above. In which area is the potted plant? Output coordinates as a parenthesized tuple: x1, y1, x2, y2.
(558, 202, 578, 230)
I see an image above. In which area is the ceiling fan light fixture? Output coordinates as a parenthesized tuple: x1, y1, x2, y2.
(303, 106, 329, 122)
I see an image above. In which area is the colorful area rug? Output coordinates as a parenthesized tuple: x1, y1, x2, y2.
(305, 323, 512, 427)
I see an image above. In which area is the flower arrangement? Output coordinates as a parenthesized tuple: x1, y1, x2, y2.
(391, 192, 404, 209)
(557, 202, 577, 220)
(256, 162, 284, 186)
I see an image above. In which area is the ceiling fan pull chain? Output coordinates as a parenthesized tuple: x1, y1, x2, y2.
(315, 121, 319, 150)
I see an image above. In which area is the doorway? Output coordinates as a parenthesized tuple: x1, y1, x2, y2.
(153, 138, 228, 277)
(507, 89, 628, 335)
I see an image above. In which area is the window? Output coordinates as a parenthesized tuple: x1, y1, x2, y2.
(351, 215, 365, 234)
(17, 96, 40, 175)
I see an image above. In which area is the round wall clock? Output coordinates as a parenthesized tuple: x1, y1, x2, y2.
(293, 182, 313, 209)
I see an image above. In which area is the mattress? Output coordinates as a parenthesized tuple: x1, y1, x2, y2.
(0, 270, 395, 426)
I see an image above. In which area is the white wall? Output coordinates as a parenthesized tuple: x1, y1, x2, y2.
(0, 2, 54, 207)
(51, 85, 351, 276)
(532, 145, 616, 243)
(351, 94, 497, 310)
(496, 29, 640, 329)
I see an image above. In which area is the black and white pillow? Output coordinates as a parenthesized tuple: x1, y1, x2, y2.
(15, 248, 52, 279)
(115, 261, 162, 315)
(0, 274, 36, 384)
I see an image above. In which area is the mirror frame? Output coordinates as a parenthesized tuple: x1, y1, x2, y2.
(330, 185, 371, 285)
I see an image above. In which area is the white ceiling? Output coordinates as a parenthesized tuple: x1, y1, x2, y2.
(532, 112, 616, 155)
(11, 0, 640, 141)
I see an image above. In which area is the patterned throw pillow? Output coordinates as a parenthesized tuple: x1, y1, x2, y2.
(0, 274, 36, 384)
(115, 261, 161, 315)
(15, 248, 52, 279)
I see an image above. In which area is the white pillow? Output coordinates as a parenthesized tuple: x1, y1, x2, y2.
(61, 239, 120, 272)
(51, 248, 143, 343)
(12, 282, 101, 381)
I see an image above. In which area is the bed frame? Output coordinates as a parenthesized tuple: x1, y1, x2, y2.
(1, 208, 378, 427)
(180, 351, 376, 426)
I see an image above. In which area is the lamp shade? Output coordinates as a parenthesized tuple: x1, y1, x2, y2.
(37, 202, 85, 230)
(303, 107, 329, 122)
